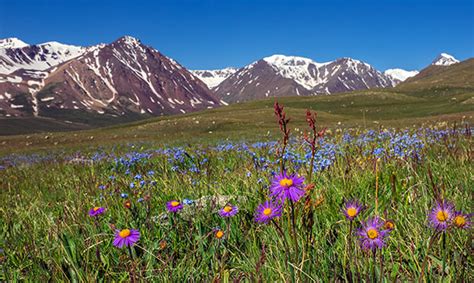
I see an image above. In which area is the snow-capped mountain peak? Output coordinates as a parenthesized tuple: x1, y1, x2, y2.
(116, 35, 142, 47)
(214, 54, 396, 102)
(263, 54, 325, 67)
(262, 54, 329, 90)
(432, 53, 459, 66)
(0, 38, 87, 74)
(384, 68, 419, 82)
(0, 36, 220, 118)
(0, 37, 29, 49)
(37, 41, 85, 58)
(191, 67, 238, 88)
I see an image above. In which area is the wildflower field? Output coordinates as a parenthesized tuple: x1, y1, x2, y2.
(1, 104, 472, 282)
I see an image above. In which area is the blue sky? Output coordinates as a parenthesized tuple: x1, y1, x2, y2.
(1, 0, 473, 71)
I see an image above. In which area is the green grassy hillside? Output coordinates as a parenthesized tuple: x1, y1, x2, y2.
(1, 87, 472, 155)
(398, 58, 474, 92)
(1, 59, 473, 154)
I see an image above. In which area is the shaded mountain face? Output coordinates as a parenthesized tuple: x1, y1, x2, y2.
(0, 36, 220, 118)
(214, 59, 312, 102)
(214, 55, 395, 103)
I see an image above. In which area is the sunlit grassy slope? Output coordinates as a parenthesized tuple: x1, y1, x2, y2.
(1, 59, 472, 154)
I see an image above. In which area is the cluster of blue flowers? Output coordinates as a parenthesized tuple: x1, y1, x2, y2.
(1, 128, 470, 173)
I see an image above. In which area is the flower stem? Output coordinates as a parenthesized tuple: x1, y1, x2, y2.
(226, 218, 231, 242)
(346, 221, 353, 281)
(272, 219, 294, 282)
(419, 231, 440, 282)
(442, 231, 446, 281)
(379, 250, 384, 282)
(372, 249, 377, 282)
(375, 160, 379, 215)
(290, 200, 298, 261)
(128, 245, 135, 260)
(308, 148, 315, 183)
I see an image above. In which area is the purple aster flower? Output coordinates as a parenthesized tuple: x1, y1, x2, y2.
(452, 211, 471, 230)
(255, 201, 283, 224)
(342, 199, 364, 221)
(218, 204, 239, 218)
(357, 217, 390, 251)
(113, 229, 140, 248)
(88, 206, 105, 217)
(428, 201, 454, 231)
(166, 200, 183, 212)
(269, 171, 305, 202)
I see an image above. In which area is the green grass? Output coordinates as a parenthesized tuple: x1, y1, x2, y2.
(1, 125, 472, 281)
(1, 60, 473, 281)
(1, 87, 473, 156)
(1, 58, 472, 154)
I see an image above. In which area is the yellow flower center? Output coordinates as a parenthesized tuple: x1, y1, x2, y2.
(93, 207, 100, 212)
(454, 215, 466, 227)
(171, 201, 180, 207)
(279, 178, 294, 187)
(367, 228, 378, 239)
(223, 206, 233, 213)
(119, 229, 131, 238)
(263, 208, 272, 216)
(215, 230, 224, 239)
(346, 207, 357, 217)
(436, 210, 448, 222)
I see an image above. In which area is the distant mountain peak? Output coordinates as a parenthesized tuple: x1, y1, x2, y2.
(384, 68, 419, 82)
(0, 39, 86, 74)
(0, 37, 29, 49)
(263, 54, 329, 68)
(115, 35, 142, 46)
(260, 54, 331, 90)
(0, 35, 220, 119)
(432, 53, 459, 66)
(191, 67, 238, 88)
(214, 54, 395, 102)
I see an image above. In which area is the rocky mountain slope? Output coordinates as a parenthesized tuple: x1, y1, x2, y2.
(0, 36, 220, 119)
(0, 35, 464, 128)
(214, 55, 396, 103)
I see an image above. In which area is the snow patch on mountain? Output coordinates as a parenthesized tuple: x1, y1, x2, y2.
(0, 38, 29, 49)
(263, 54, 329, 90)
(191, 67, 237, 88)
(384, 68, 419, 82)
(0, 40, 87, 74)
(432, 53, 459, 66)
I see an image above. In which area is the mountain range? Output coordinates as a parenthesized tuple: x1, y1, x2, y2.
(0, 36, 462, 123)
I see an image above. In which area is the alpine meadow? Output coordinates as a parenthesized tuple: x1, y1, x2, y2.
(1, 0, 473, 282)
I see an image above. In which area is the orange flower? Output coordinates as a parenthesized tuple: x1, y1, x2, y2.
(215, 229, 224, 239)
(159, 240, 167, 250)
